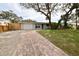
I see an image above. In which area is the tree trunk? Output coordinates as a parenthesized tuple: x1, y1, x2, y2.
(76, 8, 78, 29)
(64, 19, 68, 28)
(48, 17, 52, 29)
(76, 16, 78, 29)
(56, 19, 62, 29)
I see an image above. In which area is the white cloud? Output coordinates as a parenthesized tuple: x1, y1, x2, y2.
(6, 3, 48, 22)
(0, 3, 61, 22)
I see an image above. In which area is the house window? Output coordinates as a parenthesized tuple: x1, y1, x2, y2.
(46, 24, 49, 26)
(35, 25, 40, 28)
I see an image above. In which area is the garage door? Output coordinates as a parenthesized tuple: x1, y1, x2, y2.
(21, 23, 35, 30)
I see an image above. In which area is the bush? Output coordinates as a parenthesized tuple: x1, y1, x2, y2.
(51, 22, 58, 29)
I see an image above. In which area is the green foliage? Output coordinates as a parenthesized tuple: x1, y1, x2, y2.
(0, 10, 22, 23)
(38, 29, 79, 55)
(51, 22, 58, 29)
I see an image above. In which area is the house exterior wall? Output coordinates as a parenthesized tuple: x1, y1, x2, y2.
(21, 23, 49, 30)
(70, 23, 79, 29)
(35, 24, 49, 30)
(21, 23, 35, 30)
(43, 24, 49, 29)
(35, 24, 42, 30)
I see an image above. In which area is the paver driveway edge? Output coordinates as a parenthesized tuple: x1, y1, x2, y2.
(35, 31, 68, 56)
(0, 30, 68, 56)
(15, 30, 68, 56)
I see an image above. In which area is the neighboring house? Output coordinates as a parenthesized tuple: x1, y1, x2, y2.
(0, 19, 10, 26)
(69, 20, 79, 29)
(21, 21, 50, 30)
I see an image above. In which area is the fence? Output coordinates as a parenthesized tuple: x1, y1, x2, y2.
(0, 23, 21, 32)
(8, 23, 21, 30)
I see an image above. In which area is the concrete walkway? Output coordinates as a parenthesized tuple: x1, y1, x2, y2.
(0, 30, 68, 56)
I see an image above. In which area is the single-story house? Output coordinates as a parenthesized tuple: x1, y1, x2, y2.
(21, 22, 50, 30)
(69, 20, 79, 29)
(0, 19, 50, 30)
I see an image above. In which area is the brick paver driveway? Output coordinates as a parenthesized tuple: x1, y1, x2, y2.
(0, 30, 67, 56)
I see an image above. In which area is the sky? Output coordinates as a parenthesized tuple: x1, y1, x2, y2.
(0, 3, 62, 22)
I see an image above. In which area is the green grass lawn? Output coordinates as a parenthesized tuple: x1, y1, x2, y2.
(38, 29, 79, 56)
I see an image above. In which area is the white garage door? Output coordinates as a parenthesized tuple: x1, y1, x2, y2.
(21, 23, 35, 30)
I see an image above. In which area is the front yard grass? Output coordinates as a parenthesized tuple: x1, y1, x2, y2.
(38, 29, 79, 56)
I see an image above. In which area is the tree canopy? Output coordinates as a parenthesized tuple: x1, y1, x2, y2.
(20, 3, 58, 29)
(56, 3, 79, 29)
(0, 10, 22, 23)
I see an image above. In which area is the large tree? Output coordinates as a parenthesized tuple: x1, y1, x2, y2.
(0, 10, 22, 23)
(56, 3, 79, 29)
(20, 3, 57, 29)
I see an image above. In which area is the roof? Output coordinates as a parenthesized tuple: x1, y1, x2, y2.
(0, 19, 10, 23)
(21, 21, 49, 24)
(0, 19, 7, 21)
(21, 19, 57, 24)
(34, 22, 49, 24)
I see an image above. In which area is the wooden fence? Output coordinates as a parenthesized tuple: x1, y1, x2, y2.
(0, 23, 21, 32)
(0, 25, 8, 32)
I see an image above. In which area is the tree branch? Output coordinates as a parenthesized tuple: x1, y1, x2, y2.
(36, 3, 48, 17)
(51, 4, 58, 12)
